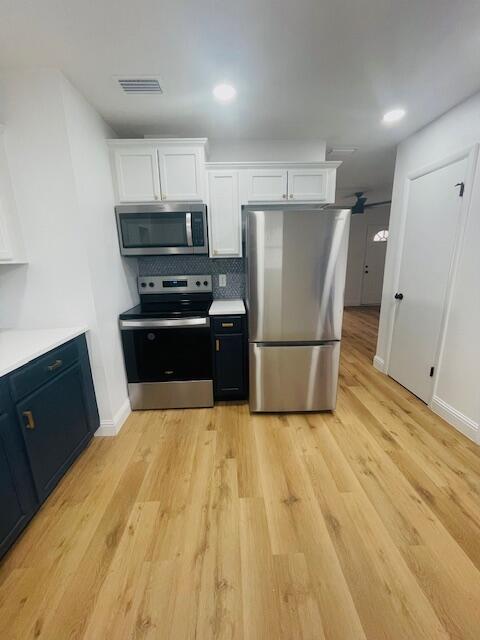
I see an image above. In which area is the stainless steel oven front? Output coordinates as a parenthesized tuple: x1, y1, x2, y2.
(115, 203, 208, 256)
(120, 317, 214, 410)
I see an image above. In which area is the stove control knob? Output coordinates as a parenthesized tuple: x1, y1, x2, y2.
(148, 282, 154, 288)
(203, 280, 208, 286)
(196, 281, 201, 286)
(140, 282, 147, 288)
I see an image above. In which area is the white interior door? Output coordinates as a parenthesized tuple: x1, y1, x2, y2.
(361, 224, 388, 305)
(388, 156, 467, 402)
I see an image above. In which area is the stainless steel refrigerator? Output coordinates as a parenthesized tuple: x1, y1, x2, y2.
(244, 205, 351, 412)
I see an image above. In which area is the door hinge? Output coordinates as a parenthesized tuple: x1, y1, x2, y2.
(429, 366, 435, 377)
(455, 182, 465, 197)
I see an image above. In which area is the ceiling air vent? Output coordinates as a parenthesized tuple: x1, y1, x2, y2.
(117, 77, 163, 95)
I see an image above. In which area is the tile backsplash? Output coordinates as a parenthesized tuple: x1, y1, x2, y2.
(138, 256, 246, 299)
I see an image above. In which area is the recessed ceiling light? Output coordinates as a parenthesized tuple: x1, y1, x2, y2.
(213, 83, 237, 103)
(382, 108, 406, 124)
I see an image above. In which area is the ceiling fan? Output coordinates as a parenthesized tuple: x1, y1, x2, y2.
(351, 192, 391, 214)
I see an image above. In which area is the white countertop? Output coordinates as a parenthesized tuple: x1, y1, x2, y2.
(0, 327, 87, 377)
(209, 299, 246, 316)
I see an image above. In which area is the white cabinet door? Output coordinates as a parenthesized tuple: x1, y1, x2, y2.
(113, 146, 161, 203)
(208, 171, 242, 258)
(245, 169, 288, 202)
(158, 146, 204, 201)
(287, 168, 335, 202)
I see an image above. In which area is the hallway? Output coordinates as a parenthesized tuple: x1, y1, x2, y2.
(1, 307, 479, 639)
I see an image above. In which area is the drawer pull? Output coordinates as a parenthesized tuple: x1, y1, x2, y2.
(221, 322, 234, 328)
(216, 339, 220, 352)
(23, 411, 36, 430)
(47, 359, 63, 372)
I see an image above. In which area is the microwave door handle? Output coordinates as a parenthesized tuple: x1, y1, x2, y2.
(185, 212, 193, 247)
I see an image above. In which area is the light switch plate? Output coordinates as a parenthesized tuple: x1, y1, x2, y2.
(219, 274, 227, 287)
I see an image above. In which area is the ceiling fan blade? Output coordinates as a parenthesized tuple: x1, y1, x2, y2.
(364, 200, 392, 209)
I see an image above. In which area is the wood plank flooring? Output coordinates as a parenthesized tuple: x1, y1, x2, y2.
(1, 306, 480, 639)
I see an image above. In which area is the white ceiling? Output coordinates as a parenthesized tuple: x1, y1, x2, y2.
(1, 0, 480, 198)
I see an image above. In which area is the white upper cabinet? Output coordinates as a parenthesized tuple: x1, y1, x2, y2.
(109, 139, 207, 204)
(207, 170, 242, 258)
(242, 164, 339, 204)
(287, 167, 336, 202)
(158, 145, 204, 201)
(245, 169, 288, 202)
(113, 145, 161, 203)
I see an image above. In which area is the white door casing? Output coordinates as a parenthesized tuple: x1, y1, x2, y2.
(388, 155, 468, 403)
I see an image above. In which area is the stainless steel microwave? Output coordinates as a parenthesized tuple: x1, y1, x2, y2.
(115, 203, 208, 256)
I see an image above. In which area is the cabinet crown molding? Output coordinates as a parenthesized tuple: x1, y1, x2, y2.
(107, 137, 208, 147)
(205, 160, 342, 171)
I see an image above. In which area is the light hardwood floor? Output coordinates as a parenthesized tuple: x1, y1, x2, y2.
(1, 307, 480, 639)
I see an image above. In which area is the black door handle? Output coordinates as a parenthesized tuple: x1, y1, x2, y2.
(394, 292, 404, 300)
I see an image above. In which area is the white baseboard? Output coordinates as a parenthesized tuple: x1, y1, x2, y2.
(95, 398, 131, 437)
(373, 355, 386, 373)
(430, 396, 479, 444)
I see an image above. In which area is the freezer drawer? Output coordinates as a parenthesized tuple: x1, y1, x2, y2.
(249, 341, 340, 412)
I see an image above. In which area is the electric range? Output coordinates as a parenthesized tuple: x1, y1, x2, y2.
(119, 275, 213, 410)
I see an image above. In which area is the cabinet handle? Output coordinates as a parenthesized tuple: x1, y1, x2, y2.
(216, 339, 220, 352)
(289, 194, 293, 199)
(162, 194, 167, 200)
(154, 194, 159, 201)
(47, 359, 63, 372)
(23, 411, 36, 430)
(282, 194, 287, 199)
(221, 322, 234, 328)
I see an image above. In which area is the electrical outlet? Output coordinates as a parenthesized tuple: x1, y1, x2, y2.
(219, 274, 227, 287)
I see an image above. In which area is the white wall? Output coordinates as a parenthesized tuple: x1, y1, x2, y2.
(208, 139, 326, 162)
(376, 91, 480, 443)
(60, 76, 138, 431)
(0, 69, 137, 434)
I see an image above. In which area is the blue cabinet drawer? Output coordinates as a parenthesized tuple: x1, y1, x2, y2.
(212, 316, 244, 334)
(9, 340, 80, 402)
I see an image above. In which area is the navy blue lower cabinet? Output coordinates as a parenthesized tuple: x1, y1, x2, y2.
(0, 382, 38, 560)
(0, 334, 99, 559)
(17, 363, 93, 502)
(212, 315, 247, 400)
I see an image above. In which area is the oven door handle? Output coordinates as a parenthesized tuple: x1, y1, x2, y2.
(185, 212, 193, 247)
(120, 317, 210, 330)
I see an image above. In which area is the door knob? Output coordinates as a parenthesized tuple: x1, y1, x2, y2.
(394, 292, 404, 300)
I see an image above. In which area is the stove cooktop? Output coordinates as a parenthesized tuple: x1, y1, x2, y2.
(119, 301, 212, 320)
(119, 274, 214, 321)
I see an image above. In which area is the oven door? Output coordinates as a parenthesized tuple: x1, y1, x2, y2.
(120, 317, 212, 383)
(115, 204, 208, 256)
